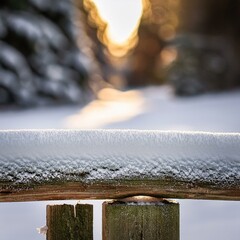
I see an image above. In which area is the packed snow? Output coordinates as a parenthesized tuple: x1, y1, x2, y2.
(0, 130, 239, 186)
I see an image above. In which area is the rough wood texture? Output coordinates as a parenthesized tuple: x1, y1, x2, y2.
(76, 204, 93, 239)
(0, 179, 240, 202)
(103, 198, 179, 240)
(47, 204, 93, 240)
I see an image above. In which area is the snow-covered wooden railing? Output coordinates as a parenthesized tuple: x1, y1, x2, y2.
(0, 130, 240, 202)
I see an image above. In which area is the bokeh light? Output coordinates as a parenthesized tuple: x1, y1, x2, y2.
(84, 0, 148, 57)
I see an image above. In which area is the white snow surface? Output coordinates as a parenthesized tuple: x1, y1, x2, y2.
(0, 130, 240, 186)
(0, 87, 240, 240)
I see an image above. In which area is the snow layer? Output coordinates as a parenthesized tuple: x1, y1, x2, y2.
(0, 130, 239, 186)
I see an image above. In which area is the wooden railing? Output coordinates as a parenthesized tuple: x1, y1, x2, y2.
(0, 130, 239, 239)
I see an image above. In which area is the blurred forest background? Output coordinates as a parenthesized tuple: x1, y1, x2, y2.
(0, 0, 240, 106)
(0, 2, 240, 240)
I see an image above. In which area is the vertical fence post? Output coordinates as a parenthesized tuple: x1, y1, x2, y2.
(75, 204, 93, 239)
(47, 203, 93, 240)
(102, 197, 179, 240)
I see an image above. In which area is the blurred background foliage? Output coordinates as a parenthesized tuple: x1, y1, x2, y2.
(0, 0, 240, 106)
(169, 0, 240, 95)
(83, 0, 240, 94)
(0, 0, 97, 106)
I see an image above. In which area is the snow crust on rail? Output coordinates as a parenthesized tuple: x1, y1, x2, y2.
(0, 130, 239, 187)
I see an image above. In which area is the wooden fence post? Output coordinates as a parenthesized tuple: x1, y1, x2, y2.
(102, 197, 179, 240)
(47, 203, 93, 240)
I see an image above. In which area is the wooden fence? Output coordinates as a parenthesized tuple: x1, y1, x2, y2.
(0, 130, 239, 239)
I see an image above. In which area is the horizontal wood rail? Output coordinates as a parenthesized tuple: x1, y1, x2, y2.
(0, 179, 240, 202)
(0, 130, 239, 202)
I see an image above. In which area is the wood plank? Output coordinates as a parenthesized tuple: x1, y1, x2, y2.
(75, 204, 93, 239)
(0, 179, 240, 202)
(102, 198, 179, 240)
(47, 204, 93, 240)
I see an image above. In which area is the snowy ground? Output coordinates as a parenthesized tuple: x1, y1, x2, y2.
(0, 86, 240, 240)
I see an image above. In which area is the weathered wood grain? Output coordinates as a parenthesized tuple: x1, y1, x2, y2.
(0, 179, 240, 202)
(102, 198, 179, 240)
(47, 204, 93, 240)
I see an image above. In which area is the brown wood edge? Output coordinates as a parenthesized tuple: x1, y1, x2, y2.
(0, 179, 239, 202)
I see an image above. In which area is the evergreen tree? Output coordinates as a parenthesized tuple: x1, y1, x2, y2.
(125, 0, 240, 95)
(0, 0, 92, 106)
(168, 0, 240, 95)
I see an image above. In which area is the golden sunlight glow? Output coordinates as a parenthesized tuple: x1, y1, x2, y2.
(85, 0, 145, 57)
(65, 88, 145, 128)
(161, 47, 178, 66)
(120, 196, 163, 202)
